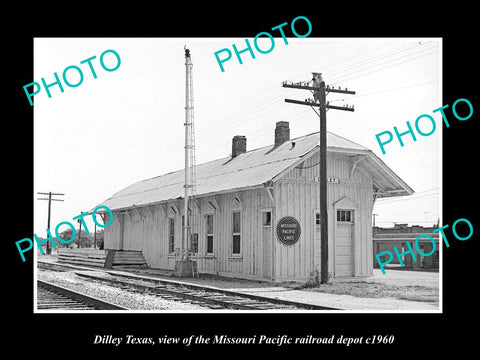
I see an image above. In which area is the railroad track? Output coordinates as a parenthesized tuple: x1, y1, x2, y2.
(73, 271, 336, 311)
(37, 279, 126, 310)
(38, 260, 338, 311)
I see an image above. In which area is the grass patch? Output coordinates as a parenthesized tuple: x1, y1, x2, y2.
(294, 273, 438, 303)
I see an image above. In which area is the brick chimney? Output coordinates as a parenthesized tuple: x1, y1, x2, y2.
(274, 121, 290, 147)
(232, 135, 246, 157)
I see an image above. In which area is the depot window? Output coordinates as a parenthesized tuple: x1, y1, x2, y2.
(232, 211, 241, 255)
(337, 210, 353, 222)
(262, 211, 272, 226)
(191, 233, 198, 253)
(206, 214, 214, 254)
(168, 217, 175, 253)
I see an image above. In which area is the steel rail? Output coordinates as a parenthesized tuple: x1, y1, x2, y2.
(38, 260, 338, 310)
(37, 279, 127, 310)
(75, 271, 337, 311)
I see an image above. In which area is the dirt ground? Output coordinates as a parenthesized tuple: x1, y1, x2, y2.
(294, 269, 439, 304)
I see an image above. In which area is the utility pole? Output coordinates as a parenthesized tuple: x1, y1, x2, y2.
(94, 220, 97, 249)
(282, 74, 355, 284)
(424, 211, 430, 228)
(37, 192, 65, 255)
(76, 211, 87, 248)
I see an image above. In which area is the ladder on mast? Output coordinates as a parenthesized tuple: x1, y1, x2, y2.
(183, 47, 198, 276)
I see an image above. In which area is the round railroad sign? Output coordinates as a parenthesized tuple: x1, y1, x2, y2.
(276, 216, 301, 246)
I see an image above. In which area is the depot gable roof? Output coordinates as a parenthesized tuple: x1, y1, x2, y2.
(96, 131, 413, 211)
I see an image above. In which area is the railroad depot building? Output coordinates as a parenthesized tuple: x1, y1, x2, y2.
(97, 122, 413, 281)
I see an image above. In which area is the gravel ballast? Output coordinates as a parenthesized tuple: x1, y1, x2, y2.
(37, 270, 211, 311)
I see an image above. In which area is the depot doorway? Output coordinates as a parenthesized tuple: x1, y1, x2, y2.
(335, 209, 354, 277)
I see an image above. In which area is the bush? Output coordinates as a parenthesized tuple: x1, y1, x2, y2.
(304, 268, 321, 288)
(302, 268, 332, 288)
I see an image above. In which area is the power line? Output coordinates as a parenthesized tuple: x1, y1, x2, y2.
(319, 40, 402, 73)
(37, 192, 65, 255)
(375, 187, 440, 205)
(151, 43, 439, 154)
(326, 42, 427, 80)
(113, 41, 442, 181)
(284, 40, 410, 83)
(375, 220, 437, 224)
(379, 193, 439, 200)
(324, 41, 436, 81)
(377, 187, 439, 198)
(327, 46, 439, 84)
(198, 45, 440, 144)
(200, 42, 439, 138)
(375, 194, 439, 205)
(327, 79, 439, 103)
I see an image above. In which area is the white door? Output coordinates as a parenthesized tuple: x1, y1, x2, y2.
(335, 210, 353, 277)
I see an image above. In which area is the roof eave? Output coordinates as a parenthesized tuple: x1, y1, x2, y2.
(365, 150, 414, 197)
(94, 183, 267, 212)
(271, 146, 414, 198)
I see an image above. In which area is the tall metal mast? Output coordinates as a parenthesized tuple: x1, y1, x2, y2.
(183, 47, 196, 260)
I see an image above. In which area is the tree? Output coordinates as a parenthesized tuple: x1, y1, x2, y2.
(75, 229, 92, 248)
(57, 228, 89, 248)
(57, 228, 105, 249)
(57, 228, 75, 248)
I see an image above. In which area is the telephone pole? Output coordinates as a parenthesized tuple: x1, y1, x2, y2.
(282, 73, 355, 284)
(77, 211, 88, 248)
(37, 192, 65, 255)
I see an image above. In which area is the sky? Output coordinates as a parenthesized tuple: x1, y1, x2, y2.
(33, 37, 441, 237)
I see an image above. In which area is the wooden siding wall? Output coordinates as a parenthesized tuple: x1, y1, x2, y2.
(104, 189, 275, 280)
(104, 151, 374, 281)
(105, 204, 173, 269)
(274, 152, 373, 280)
(104, 212, 121, 249)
